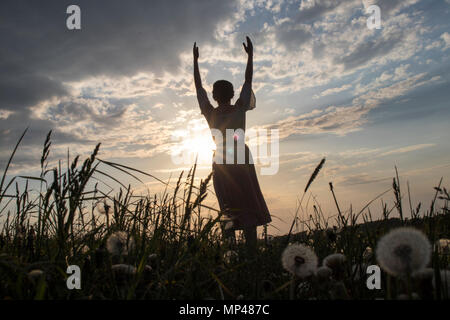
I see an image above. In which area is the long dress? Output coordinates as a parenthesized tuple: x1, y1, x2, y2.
(196, 83, 272, 230)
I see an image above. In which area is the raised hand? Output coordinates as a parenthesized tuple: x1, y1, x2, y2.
(242, 36, 253, 56)
(193, 42, 199, 60)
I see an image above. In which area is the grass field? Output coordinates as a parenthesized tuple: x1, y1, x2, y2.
(0, 129, 449, 300)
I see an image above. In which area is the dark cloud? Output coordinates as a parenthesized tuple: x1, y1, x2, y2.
(368, 0, 418, 15)
(0, 0, 238, 152)
(275, 22, 312, 51)
(334, 32, 403, 70)
(293, 0, 344, 23)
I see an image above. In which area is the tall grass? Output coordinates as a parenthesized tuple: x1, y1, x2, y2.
(0, 130, 449, 300)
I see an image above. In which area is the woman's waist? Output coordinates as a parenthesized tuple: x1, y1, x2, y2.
(212, 144, 253, 164)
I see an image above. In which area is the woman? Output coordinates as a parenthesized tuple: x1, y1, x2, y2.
(193, 36, 271, 251)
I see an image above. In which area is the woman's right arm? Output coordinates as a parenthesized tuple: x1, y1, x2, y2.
(193, 42, 212, 117)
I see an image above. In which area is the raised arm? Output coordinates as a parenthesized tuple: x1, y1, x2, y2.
(193, 42, 213, 116)
(243, 36, 253, 84)
(193, 42, 203, 90)
(236, 36, 254, 110)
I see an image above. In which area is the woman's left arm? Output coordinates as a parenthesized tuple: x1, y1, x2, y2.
(236, 37, 254, 110)
(193, 42, 213, 116)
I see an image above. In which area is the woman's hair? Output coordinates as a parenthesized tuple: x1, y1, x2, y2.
(213, 80, 234, 103)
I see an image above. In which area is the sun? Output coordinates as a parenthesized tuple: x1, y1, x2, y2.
(171, 125, 216, 166)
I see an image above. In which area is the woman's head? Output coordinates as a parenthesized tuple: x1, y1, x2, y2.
(213, 80, 234, 104)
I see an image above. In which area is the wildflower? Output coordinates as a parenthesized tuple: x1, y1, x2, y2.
(432, 269, 450, 297)
(376, 227, 431, 277)
(106, 231, 135, 256)
(435, 239, 450, 256)
(316, 266, 332, 280)
(223, 250, 238, 264)
(323, 253, 346, 270)
(281, 243, 318, 279)
(27, 269, 44, 283)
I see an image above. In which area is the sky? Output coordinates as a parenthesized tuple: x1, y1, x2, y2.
(1, 0, 450, 235)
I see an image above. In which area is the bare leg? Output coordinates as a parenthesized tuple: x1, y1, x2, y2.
(243, 226, 257, 256)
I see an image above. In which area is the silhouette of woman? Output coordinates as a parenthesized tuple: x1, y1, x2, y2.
(193, 37, 271, 251)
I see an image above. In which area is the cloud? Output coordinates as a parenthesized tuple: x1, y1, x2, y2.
(362, 0, 420, 15)
(258, 67, 442, 143)
(296, 0, 347, 23)
(313, 84, 352, 99)
(335, 173, 391, 186)
(379, 144, 435, 157)
(441, 32, 450, 50)
(0, 0, 240, 161)
(335, 31, 404, 70)
(263, 104, 371, 138)
(274, 22, 313, 51)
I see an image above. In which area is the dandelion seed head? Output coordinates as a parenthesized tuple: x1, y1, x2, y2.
(323, 253, 346, 270)
(106, 231, 135, 256)
(316, 266, 332, 280)
(281, 243, 318, 279)
(376, 227, 431, 277)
